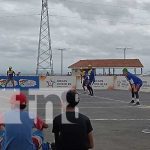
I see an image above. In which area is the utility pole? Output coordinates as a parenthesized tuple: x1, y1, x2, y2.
(36, 0, 53, 75)
(116, 47, 132, 59)
(57, 49, 66, 76)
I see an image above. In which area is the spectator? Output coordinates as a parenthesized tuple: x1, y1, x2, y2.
(0, 92, 48, 150)
(52, 89, 94, 150)
(5, 66, 16, 88)
(16, 72, 21, 76)
(87, 65, 95, 96)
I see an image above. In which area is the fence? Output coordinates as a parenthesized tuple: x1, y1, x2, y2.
(1, 75, 150, 92)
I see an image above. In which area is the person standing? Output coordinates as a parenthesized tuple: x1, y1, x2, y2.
(122, 68, 143, 105)
(52, 89, 94, 150)
(5, 67, 16, 88)
(80, 68, 88, 93)
(87, 65, 95, 96)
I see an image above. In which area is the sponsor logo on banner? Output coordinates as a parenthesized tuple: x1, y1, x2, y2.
(93, 79, 108, 87)
(142, 81, 150, 89)
(0, 76, 39, 89)
(117, 79, 129, 89)
(56, 79, 72, 88)
(40, 77, 73, 88)
(0, 79, 6, 87)
(0, 79, 17, 87)
(19, 79, 37, 87)
(46, 79, 55, 87)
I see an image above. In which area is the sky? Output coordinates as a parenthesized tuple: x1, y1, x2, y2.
(0, 0, 150, 74)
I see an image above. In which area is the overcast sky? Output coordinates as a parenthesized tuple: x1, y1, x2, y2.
(0, 0, 150, 74)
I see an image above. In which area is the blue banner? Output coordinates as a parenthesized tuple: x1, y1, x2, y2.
(0, 76, 39, 89)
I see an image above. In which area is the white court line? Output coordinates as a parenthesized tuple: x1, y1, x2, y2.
(25, 106, 134, 110)
(91, 118, 150, 121)
(79, 92, 150, 109)
(78, 92, 127, 103)
(142, 129, 150, 134)
(36, 101, 126, 104)
(93, 95, 128, 104)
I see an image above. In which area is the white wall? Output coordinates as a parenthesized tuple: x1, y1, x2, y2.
(40, 75, 150, 92)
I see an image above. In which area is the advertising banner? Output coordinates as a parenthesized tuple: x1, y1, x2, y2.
(114, 76, 129, 90)
(40, 76, 76, 88)
(39, 75, 150, 92)
(76, 76, 114, 90)
(0, 76, 39, 89)
(140, 76, 150, 92)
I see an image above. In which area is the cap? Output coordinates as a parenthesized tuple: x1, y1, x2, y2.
(80, 67, 83, 70)
(10, 93, 28, 105)
(88, 64, 92, 68)
(122, 68, 128, 73)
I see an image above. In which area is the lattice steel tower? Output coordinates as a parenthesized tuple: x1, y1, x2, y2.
(36, 0, 53, 75)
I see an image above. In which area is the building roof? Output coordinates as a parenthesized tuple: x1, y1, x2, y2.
(68, 59, 143, 68)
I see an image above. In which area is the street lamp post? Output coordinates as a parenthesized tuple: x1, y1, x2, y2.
(116, 47, 132, 59)
(57, 48, 66, 76)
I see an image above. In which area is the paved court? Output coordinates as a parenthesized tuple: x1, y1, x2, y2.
(1, 89, 150, 150)
(28, 89, 150, 150)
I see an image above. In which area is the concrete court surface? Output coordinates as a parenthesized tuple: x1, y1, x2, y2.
(1, 89, 150, 150)
(31, 89, 150, 150)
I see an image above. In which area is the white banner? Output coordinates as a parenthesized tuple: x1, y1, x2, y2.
(40, 76, 76, 88)
(39, 75, 150, 92)
(76, 76, 114, 90)
(140, 76, 150, 92)
(114, 76, 130, 90)
(114, 76, 150, 92)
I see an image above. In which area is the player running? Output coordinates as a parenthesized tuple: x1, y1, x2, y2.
(5, 67, 16, 88)
(122, 68, 143, 105)
(87, 65, 95, 96)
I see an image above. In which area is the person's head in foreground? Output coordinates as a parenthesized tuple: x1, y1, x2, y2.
(122, 68, 128, 76)
(52, 88, 94, 150)
(66, 89, 80, 108)
(10, 92, 27, 110)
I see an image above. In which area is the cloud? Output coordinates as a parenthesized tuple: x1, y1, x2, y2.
(0, 0, 150, 74)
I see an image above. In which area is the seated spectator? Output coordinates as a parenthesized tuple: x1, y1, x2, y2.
(52, 89, 94, 150)
(0, 92, 48, 150)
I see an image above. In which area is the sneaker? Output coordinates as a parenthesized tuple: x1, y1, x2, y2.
(135, 102, 140, 105)
(130, 100, 134, 104)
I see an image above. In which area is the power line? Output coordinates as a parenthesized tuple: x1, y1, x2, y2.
(0, 3, 150, 22)
(0, 8, 149, 21)
(58, 0, 147, 11)
(116, 47, 132, 59)
(0, 12, 150, 26)
(49, 14, 150, 26)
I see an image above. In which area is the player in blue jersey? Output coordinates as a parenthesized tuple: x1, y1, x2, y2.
(5, 67, 16, 88)
(87, 65, 95, 96)
(123, 68, 143, 105)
